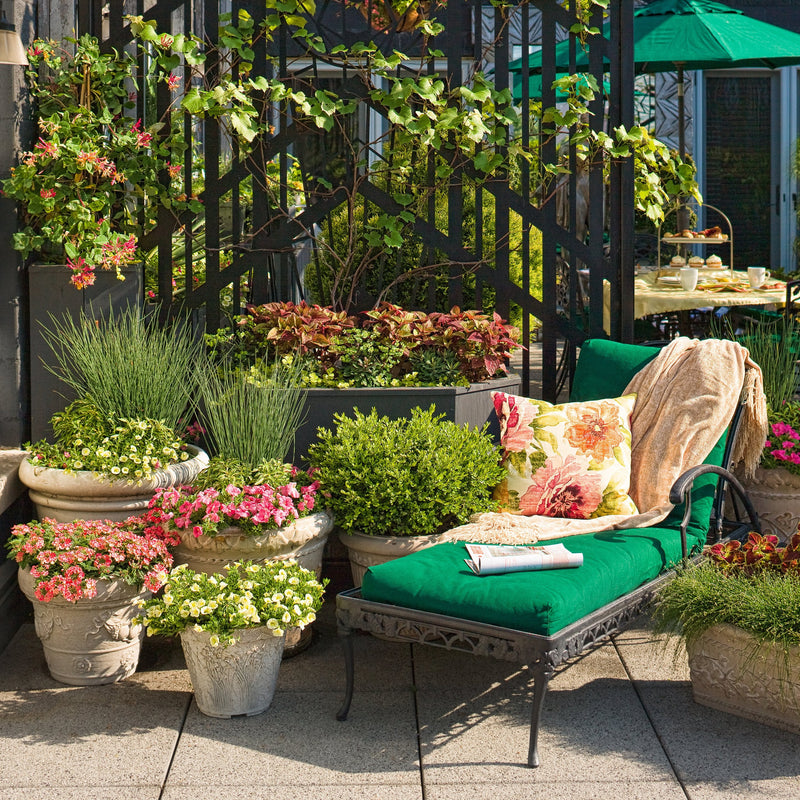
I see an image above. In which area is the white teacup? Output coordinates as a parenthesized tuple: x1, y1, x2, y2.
(747, 267, 770, 289)
(680, 267, 698, 291)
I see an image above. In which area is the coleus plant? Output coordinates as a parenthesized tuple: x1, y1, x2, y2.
(706, 531, 800, 577)
(226, 301, 520, 386)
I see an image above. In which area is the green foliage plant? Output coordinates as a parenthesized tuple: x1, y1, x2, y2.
(41, 306, 201, 431)
(136, 560, 326, 646)
(653, 532, 800, 655)
(125, 0, 696, 316)
(307, 406, 505, 536)
(224, 301, 520, 387)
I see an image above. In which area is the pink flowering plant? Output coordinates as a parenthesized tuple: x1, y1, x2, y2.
(143, 464, 320, 542)
(6, 517, 173, 602)
(1, 35, 198, 289)
(761, 402, 800, 476)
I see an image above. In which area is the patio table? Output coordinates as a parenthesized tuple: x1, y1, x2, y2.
(601, 269, 786, 333)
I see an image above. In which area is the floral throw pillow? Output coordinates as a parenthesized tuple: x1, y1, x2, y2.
(491, 392, 638, 519)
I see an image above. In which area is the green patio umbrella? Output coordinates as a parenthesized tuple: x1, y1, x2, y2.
(511, 0, 800, 154)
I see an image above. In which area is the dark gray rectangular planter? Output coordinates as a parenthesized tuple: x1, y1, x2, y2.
(293, 374, 521, 465)
(28, 264, 143, 443)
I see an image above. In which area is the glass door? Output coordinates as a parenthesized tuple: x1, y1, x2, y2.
(701, 71, 780, 269)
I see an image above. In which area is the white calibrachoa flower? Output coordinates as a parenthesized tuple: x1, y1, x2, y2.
(136, 559, 326, 647)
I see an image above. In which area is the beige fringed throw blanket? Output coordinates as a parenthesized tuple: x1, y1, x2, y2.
(445, 337, 768, 545)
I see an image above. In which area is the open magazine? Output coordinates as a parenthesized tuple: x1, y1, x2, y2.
(464, 543, 583, 576)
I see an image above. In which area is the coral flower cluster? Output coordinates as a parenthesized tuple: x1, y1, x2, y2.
(6, 518, 173, 602)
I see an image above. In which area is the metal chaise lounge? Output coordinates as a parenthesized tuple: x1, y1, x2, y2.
(335, 338, 761, 767)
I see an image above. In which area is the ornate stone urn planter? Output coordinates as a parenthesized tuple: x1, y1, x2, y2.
(18, 567, 149, 686)
(687, 623, 800, 734)
(180, 625, 285, 718)
(19, 446, 209, 523)
(738, 465, 800, 542)
(172, 511, 333, 654)
(338, 530, 449, 587)
(172, 510, 333, 577)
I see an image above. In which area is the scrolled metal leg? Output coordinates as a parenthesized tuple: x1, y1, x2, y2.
(336, 630, 355, 721)
(527, 662, 555, 768)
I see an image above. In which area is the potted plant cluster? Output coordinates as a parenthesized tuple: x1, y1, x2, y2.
(308, 405, 506, 585)
(19, 307, 209, 521)
(210, 300, 522, 461)
(136, 559, 325, 717)
(142, 357, 332, 653)
(143, 357, 332, 576)
(7, 517, 173, 685)
(654, 531, 800, 734)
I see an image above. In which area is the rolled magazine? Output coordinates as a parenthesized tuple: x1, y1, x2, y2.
(464, 543, 583, 576)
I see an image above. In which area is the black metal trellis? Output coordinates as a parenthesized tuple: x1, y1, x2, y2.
(77, 0, 635, 400)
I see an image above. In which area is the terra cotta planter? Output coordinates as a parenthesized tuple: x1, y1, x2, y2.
(738, 465, 800, 542)
(180, 625, 285, 717)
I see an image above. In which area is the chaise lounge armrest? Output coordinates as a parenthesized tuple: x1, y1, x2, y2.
(669, 464, 761, 561)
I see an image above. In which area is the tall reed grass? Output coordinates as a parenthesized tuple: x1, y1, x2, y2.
(196, 359, 307, 468)
(40, 307, 202, 430)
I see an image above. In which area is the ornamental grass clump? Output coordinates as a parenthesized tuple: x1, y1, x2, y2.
(308, 405, 505, 536)
(6, 518, 173, 601)
(136, 560, 326, 646)
(41, 306, 201, 430)
(25, 307, 201, 480)
(653, 532, 800, 653)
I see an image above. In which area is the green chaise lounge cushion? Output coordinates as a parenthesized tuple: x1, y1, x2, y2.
(362, 524, 701, 636)
(359, 339, 730, 637)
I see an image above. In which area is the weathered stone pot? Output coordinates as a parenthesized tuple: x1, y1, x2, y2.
(687, 623, 800, 734)
(18, 567, 149, 686)
(338, 530, 449, 588)
(171, 510, 333, 577)
(180, 625, 285, 718)
(172, 510, 333, 655)
(19, 446, 209, 523)
(738, 465, 800, 542)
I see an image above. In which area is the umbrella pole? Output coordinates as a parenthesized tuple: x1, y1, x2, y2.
(677, 62, 686, 159)
(676, 62, 689, 233)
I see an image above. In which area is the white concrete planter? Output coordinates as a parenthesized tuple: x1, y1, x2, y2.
(19, 446, 209, 523)
(180, 625, 285, 717)
(171, 510, 333, 577)
(18, 568, 149, 686)
(738, 465, 800, 543)
(338, 530, 449, 587)
(687, 623, 800, 734)
(172, 510, 332, 655)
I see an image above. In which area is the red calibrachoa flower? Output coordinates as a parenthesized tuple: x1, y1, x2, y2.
(6, 518, 173, 602)
(143, 470, 320, 542)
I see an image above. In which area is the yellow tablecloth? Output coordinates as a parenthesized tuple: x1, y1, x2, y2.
(603, 270, 786, 330)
